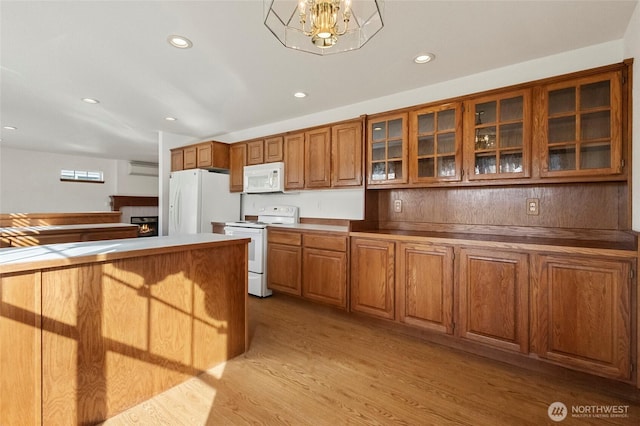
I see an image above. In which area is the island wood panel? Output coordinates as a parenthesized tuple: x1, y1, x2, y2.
(40, 244, 247, 425)
(0, 271, 42, 426)
(396, 242, 454, 334)
(457, 248, 529, 353)
(378, 182, 629, 231)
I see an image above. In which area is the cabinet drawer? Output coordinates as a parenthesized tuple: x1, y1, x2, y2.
(268, 230, 301, 246)
(303, 234, 347, 252)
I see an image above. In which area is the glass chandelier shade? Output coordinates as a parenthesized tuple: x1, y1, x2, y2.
(264, 0, 384, 55)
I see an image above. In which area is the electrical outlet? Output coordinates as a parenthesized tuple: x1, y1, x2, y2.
(393, 199, 402, 213)
(526, 198, 539, 215)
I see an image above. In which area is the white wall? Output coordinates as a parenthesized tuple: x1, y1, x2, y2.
(626, 1, 640, 231)
(0, 146, 158, 213)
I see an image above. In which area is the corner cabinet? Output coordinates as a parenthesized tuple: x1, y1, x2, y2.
(367, 113, 409, 185)
(409, 103, 463, 183)
(538, 70, 624, 178)
(350, 237, 395, 319)
(463, 90, 531, 181)
(530, 254, 632, 380)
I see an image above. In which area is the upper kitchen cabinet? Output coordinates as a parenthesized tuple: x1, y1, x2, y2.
(409, 103, 462, 183)
(170, 141, 229, 172)
(305, 127, 332, 189)
(367, 112, 409, 185)
(538, 70, 624, 178)
(229, 143, 247, 192)
(332, 119, 363, 187)
(265, 136, 284, 163)
(247, 140, 264, 165)
(284, 132, 305, 190)
(464, 89, 531, 181)
(170, 148, 184, 171)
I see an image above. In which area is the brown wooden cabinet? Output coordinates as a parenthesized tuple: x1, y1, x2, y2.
(539, 70, 623, 178)
(368, 112, 409, 185)
(183, 146, 197, 169)
(530, 254, 632, 380)
(284, 132, 305, 190)
(409, 103, 463, 183)
(396, 242, 454, 334)
(305, 127, 332, 189)
(458, 248, 529, 353)
(302, 233, 348, 309)
(331, 120, 363, 187)
(350, 237, 395, 319)
(170, 141, 229, 172)
(170, 149, 184, 171)
(247, 140, 264, 165)
(265, 136, 284, 163)
(267, 229, 302, 296)
(229, 143, 247, 192)
(464, 89, 531, 181)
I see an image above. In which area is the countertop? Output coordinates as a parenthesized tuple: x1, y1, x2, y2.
(0, 222, 138, 235)
(0, 233, 250, 274)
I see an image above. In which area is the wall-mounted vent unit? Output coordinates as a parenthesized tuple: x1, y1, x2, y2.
(128, 161, 158, 177)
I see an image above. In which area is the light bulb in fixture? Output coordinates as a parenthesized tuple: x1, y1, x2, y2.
(414, 53, 435, 64)
(167, 35, 193, 49)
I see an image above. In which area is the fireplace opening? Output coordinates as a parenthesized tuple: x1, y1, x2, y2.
(131, 216, 159, 237)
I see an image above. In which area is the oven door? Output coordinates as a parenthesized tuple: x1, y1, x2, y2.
(223, 226, 265, 274)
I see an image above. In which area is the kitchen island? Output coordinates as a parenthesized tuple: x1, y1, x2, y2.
(0, 234, 249, 425)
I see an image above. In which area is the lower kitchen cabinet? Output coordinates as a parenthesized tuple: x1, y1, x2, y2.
(397, 242, 454, 334)
(350, 237, 395, 319)
(267, 230, 302, 296)
(531, 254, 632, 380)
(458, 248, 529, 353)
(302, 234, 348, 309)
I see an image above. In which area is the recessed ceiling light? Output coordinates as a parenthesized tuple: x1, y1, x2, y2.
(294, 92, 307, 98)
(167, 35, 193, 49)
(2, 126, 17, 130)
(414, 53, 435, 64)
(165, 117, 178, 121)
(82, 98, 100, 104)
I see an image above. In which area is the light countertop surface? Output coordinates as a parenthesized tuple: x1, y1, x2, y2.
(0, 222, 138, 234)
(268, 223, 349, 233)
(0, 233, 249, 274)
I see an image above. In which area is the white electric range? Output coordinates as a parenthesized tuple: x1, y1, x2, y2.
(224, 205, 299, 297)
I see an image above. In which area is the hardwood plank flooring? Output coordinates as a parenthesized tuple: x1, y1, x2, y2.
(102, 295, 640, 425)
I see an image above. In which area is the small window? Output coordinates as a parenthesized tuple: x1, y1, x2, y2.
(60, 169, 104, 183)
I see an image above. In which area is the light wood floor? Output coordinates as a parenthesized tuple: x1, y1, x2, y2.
(102, 295, 640, 425)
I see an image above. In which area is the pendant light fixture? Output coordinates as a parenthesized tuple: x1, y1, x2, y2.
(264, 0, 384, 55)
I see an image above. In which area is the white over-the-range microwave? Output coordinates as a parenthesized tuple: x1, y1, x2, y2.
(243, 162, 285, 193)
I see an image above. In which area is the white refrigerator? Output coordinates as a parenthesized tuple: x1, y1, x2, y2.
(169, 169, 240, 235)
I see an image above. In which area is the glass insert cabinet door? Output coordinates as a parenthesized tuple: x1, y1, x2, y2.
(541, 70, 623, 177)
(409, 103, 462, 183)
(464, 90, 531, 180)
(368, 113, 409, 184)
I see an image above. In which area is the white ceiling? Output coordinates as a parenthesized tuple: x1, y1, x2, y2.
(1, 0, 637, 163)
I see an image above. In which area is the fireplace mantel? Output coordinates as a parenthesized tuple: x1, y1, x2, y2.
(110, 196, 158, 211)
